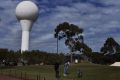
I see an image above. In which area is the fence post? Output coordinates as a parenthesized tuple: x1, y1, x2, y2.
(24, 72, 26, 80)
(39, 74, 41, 80)
(14, 70, 16, 78)
(43, 77, 46, 80)
(21, 72, 22, 80)
(9, 69, 11, 76)
(37, 75, 38, 80)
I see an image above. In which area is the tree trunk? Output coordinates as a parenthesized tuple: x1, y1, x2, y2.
(70, 52, 73, 63)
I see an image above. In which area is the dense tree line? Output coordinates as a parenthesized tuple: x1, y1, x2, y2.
(22, 50, 65, 65)
(0, 49, 65, 65)
(0, 37, 120, 65)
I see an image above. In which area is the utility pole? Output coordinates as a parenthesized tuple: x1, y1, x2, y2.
(57, 36, 58, 54)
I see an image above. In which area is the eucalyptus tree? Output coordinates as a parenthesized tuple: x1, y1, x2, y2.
(101, 37, 120, 55)
(54, 22, 92, 62)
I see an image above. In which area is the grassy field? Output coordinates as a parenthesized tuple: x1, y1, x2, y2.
(1, 62, 120, 80)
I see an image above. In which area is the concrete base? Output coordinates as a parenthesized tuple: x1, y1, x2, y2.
(110, 62, 120, 67)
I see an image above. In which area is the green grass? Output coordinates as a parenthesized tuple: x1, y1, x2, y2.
(1, 62, 120, 80)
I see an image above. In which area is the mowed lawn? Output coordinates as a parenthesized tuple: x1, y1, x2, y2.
(1, 62, 120, 80)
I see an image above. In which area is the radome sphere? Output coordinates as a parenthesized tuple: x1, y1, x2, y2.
(16, 1, 39, 21)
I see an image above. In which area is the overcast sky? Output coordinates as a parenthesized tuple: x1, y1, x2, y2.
(0, 0, 120, 53)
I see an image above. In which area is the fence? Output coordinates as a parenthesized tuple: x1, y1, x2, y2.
(0, 69, 83, 80)
(0, 69, 47, 80)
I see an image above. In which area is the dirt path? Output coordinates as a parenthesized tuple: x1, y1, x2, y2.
(0, 75, 21, 80)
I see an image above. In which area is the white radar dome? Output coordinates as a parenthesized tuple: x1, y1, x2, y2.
(16, 1, 39, 21)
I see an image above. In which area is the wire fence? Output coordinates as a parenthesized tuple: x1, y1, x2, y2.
(0, 69, 83, 80)
(0, 69, 47, 80)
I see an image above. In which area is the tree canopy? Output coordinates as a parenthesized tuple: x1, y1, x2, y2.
(54, 22, 83, 39)
(101, 37, 120, 55)
(54, 22, 92, 54)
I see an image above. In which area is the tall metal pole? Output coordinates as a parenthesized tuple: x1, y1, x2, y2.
(57, 36, 58, 54)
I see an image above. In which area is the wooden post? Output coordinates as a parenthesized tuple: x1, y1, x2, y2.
(37, 75, 38, 80)
(39, 74, 41, 80)
(24, 72, 26, 80)
(9, 69, 11, 76)
(43, 77, 46, 80)
(14, 70, 16, 78)
(21, 72, 22, 80)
